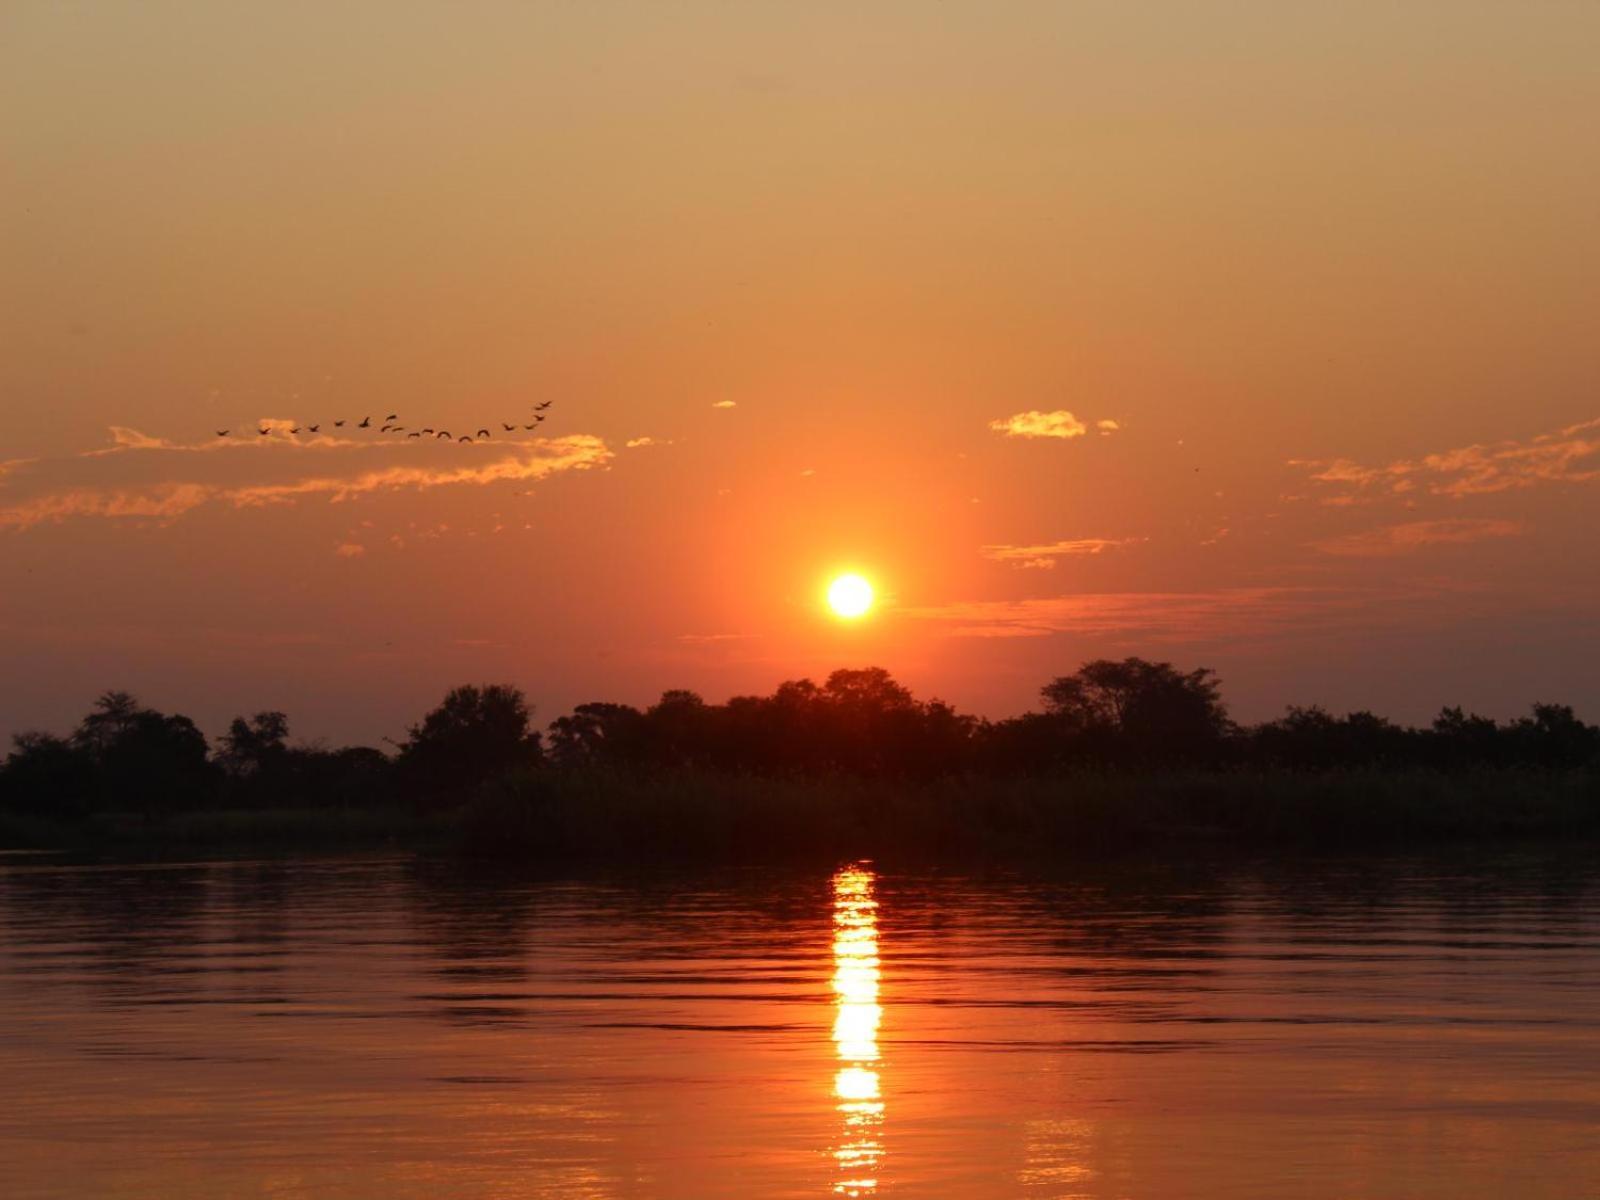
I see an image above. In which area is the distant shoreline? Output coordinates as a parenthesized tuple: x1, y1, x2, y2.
(6, 668, 1596, 862)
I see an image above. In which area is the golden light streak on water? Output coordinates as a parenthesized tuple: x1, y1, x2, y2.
(831, 863, 883, 1197)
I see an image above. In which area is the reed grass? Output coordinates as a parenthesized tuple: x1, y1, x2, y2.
(456, 766, 1600, 861)
(2, 768, 1593, 859)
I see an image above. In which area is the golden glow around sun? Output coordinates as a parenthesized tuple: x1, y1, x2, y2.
(827, 574, 875, 620)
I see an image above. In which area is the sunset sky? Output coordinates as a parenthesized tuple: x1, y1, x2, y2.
(3, 1, 1598, 746)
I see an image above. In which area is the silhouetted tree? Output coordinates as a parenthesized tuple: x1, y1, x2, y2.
(1429, 707, 1503, 767)
(72, 691, 145, 757)
(220, 711, 290, 777)
(547, 702, 648, 768)
(273, 744, 392, 809)
(976, 712, 1069, 773)
(213, 710, 391, 809)
(815, 668, 945, 775)
(823, 667, 916, 713)
(1253, 706, 1418, 769)
(15, 691, 212, 811)
(0, 732, 97, 818)
(1509, 703, 1599, 768)
(905, 698, 980, 778)
(96, 708, 213, 811)
(1041, 658, 1231, 764)
(399, 684, 543, 803)
(644, 690, 713, 767)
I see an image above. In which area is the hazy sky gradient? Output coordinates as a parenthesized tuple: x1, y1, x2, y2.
(3, 1, 1598, 744)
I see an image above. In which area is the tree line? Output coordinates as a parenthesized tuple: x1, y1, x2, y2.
(2, 659, 1597, 819)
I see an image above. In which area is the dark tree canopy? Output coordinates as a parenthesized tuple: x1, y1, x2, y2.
(1510, 703, 1599, 768)
(822, 668, 916, 714)
(399, 684, 544, 802)
(1041, 658, 1231, 763)
(1253, 706, 1411, 769)
(1, 732, 98, 818)
(220, 712, 290, 776)
(38, 691, 217, 812)
(106, 710, 212, 810)
(547, 702, 648, 768)
(72, 691, 146, 757)
(2, 664, 1597, 827)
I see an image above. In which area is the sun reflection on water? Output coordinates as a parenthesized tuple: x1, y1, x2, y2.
(831, 864, 883, 1197)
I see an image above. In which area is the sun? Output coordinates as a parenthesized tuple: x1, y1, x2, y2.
(827, 573, 875, 620)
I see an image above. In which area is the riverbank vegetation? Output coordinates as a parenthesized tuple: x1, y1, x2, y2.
(2, 661, 1596, 856)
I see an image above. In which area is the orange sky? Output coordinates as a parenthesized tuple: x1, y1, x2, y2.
(3, 1, 1598, 744)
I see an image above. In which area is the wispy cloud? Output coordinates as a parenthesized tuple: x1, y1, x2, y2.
(711, 400, 737, 409)
(0, 432, 613, 531)
(334, 542, 366, 558)
(85, 423, 374, 458)
(1291, 417, 1600, 501)
(1096, 419, 1120, 435)
(0, 483, 217, 528)
(980, 537, 1143, 569)
(902, 579, 1562, 645)
(988, 409, 1088, 439)
(226, 437, 611, 507)
(625, 436, 672, 449)
(903, 587, 1325, 640)
(84, 427, 180, 456)
(1314, 518, 1524, 557)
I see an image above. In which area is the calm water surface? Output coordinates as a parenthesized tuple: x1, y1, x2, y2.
(1, 851, 1597, 1198)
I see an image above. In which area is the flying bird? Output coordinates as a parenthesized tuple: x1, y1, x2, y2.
(502, 423, 515, 432)
(535, 401, 552, 411)
(533, 414, 546, 423)
(307, 424, 320, 433)
(459, 435, 474, 443)
(421, 428, 434, 435)
(257, 427, 270, 436)
(476, 428, 490, 438)
(358, 417, 371, 428)
(522, 424, 536, 430)
(334, 419, 346, 427)
(380, 425, 393, 433)
(407, 431, 421, 439)
(437, 431, 451, 439)
(216, 430, 229, 437)
(385, 412, 398, 420)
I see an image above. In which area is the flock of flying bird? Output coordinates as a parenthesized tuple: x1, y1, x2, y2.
(212, 401, 555, 443)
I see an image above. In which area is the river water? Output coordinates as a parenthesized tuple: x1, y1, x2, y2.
(0, 851, 1596, 1198)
